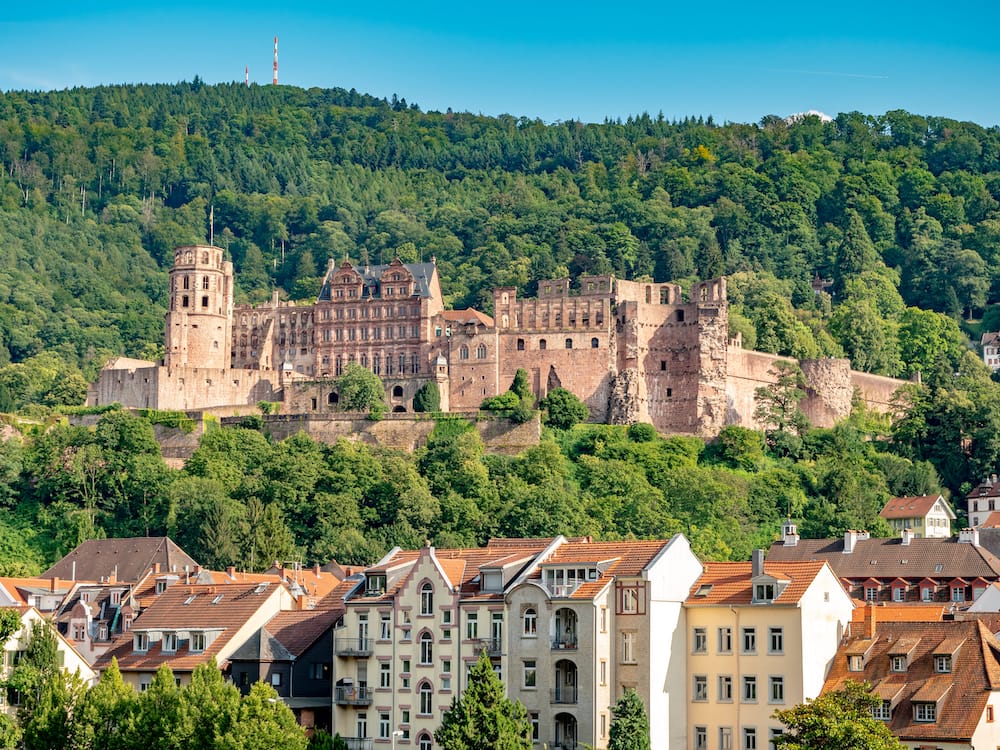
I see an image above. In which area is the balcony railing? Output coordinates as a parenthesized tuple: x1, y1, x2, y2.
(551, 688, 578, 704)
(476, 637, 503, 656)
(342, 739, 373, 750)
(335, 637, 373, 657)
(335, 686, 373, 706)
(550, 583, 581, 598)
(551, 636, 578, 650)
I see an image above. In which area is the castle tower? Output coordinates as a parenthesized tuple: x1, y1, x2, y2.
(164, 245, 233, 370)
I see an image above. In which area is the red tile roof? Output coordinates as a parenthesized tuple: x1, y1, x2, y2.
(685, 561, 829, 606)
(880, 495, 946, 520)
(440, 309, 495, 327)
(824, 618, 1000, 742)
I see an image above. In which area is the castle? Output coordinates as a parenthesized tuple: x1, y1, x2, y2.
(87, 244, 903, 436)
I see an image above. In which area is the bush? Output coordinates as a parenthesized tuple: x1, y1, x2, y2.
(539, 388, 589, 430)
(413, 381, 441, 412)
(627, 422, 657, 442)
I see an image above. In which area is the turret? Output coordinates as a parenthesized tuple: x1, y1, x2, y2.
(164, 245, 233, 369)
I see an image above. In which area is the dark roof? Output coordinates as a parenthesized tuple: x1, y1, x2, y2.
(767, 537, 1000, 580)
(824, 618, 1000, 742)
(316, 259, 438, 302)
(43, 537, 199, 584)
(228, 628, 296, 662)
(257, 607, 342, 658)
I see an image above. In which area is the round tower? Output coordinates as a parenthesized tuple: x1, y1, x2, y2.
(164, 245, 233, 370)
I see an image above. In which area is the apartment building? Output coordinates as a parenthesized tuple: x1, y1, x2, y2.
(331, 534, 702, 749)
(879, 495, 955, 539)
(684, 551, 854, 750)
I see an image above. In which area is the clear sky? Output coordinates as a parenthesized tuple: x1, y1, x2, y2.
(2, 0, 998, 126)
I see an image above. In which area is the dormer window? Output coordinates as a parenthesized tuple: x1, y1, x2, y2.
(754, 583, 775, 602)
(110, 590, 121, 606)
(191, 632, 207, 652)
(155, 580, 168, 595)
(872, 700, 892, 721)
(134, 633, 149, 652)
(162, 633, 178, 653)
(366, 574, 386, 596)
(848, 655, 864, 671)
(890, 655, 906, 672)
(914, 702, 936, 722)
(934, 655, 952, 673)
(481, 571, 503, 593)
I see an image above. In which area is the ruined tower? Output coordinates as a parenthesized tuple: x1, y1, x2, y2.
(164, 245, 233, 370)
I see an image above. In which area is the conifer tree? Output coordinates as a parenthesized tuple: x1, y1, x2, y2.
(608, 688, 650, 750)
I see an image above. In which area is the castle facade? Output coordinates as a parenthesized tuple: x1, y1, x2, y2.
(88, 245, 903, 436)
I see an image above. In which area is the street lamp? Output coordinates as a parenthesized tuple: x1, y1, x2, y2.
(391, 729, 404, 750)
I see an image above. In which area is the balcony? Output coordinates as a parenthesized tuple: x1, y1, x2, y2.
(342, 739, 373, 750)
(335, 686, 373, 706)
(551, 636, 578, 651)
(335, 637, 373, 657)
(550, 583, 581, 598)
(476, 637, 503, 656)
(551, 688, 578, 704)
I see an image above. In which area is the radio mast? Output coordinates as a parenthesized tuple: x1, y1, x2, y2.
(272, 37, 278, 85)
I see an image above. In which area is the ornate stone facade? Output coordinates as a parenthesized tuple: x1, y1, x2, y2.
(88, 244, 905, 437)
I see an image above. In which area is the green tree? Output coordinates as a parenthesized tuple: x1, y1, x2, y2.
(539, 387, 589, 430)
(220, 682, 306, 750)
(608, 688, 650, 750)
(754, 361, 809, 454)
(333, 363, 386, 415)
(75, 658, 136, 750)
(435, 651, 531, 750)
(773, 681, 903, 750)
(412, 381, 441, 412)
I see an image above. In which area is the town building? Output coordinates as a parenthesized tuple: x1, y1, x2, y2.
(824, 609, 1000, 749)
(982, 332, 1000, 371)
(684, 552, 854, 750)
(88, 245, 904, 438)
(967, 475, 1000, 528)
(767, 523, 1000, 607)
(331, 534, 702, 749)
(879, 495, 956, 539)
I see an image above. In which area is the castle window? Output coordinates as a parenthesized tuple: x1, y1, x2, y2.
(660, 288, 670, 304)
(399, 354, 406, 373)
(675, 310, 685, 322)
(460, 345, 469, 360)
(517, 339, 525, 351)
(411, 353, 419, 374)
(202, 276, 209, 289)
(202, 296, 209, 308)
(201, 251, 209, 263)
(373, 354, 380, 374)
(328, 392, 339, 405)
(565, 338, 573, 349)
(182, 296, 189, 308)
(591, 337, 599, 348)
(183, 276, 190, 290)
(393, 386, 404, 399)
(476, 344, 487, 359)
(660, 360, 666, 371)
(539, 339, 547, 350)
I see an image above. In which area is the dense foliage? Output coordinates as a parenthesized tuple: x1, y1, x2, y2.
(773, 681, 903, 750)
(608, 688, 651, 750)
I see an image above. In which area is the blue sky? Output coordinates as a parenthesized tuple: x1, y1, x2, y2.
(2, 1, 998, 126)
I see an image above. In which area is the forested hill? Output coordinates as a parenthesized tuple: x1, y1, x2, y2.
(1, 82, 999, 399)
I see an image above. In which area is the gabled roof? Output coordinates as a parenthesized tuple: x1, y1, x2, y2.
(0, 576, 75, 606)
(980, 511, 1000, 529)
(982, 332, 1000, 347)
(228, 628, 296, 663)
(824, 618, 1000, 741)
(880, 495, 956, 521)
(440, 309, 495, 327)
(254, 607, 342, 658)
(317, 260, 438, 302)
(43, 537, 199, 584)
(967, 476, 1000, 500)
(767, 537, 1000, 580)
(685, 561, 829, 606)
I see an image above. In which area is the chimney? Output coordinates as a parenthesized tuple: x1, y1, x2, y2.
(863, 604, 877, 639)
(901, 528, 914, 546)
(152, 563, 161, 575)
(297, 594, 309, 611)
(108, 570, 117, 585)
(858, 529, 871, 541)
(226, 566, 236, 579)
(313, 563, 321, 577)
(959, 527, 981, 546)
(843, 530, 858, 554)
(50, 576, 60, 592)
(782, 520, 799, 547)
(751, 549, 765, 579)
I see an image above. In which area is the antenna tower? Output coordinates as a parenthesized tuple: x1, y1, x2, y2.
(245, 65, 249, 87)
(272, 36, 278, 85)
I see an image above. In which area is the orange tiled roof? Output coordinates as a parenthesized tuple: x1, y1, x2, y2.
(850, 604, 945, 623)
(880, 495, 946, 520)
(824, 618, 1000, 742)
(440, 309, 495, 327)
(685, 561, 828, 606)
(0, 577, 77, 605)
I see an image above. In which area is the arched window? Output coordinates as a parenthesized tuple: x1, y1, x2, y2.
(183, 276, 190, 290)
(201, 251, 209, 264)
(420, 583, 434, 615)
(460, 345, 469, 360)
(419, 733, 432, 750)
(539, 339, 547, 350)
(517, 338, 525, 351)
(393, 385, 404, 398)
(565, 338, 573, 349)
(591, 337, 599, 349)
(419, 682, 433, 715)
(419, 631, 433, 665)
(523, 608, 537, 636)
(328, 392, 339, 405)
(476, 344, 487, 359)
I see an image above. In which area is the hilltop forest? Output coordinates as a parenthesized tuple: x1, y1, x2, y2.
(1, 82, 1000, 570)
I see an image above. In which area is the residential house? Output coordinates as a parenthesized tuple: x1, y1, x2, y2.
(0, 576, 74, 614)
(332, 534, 703, 750)
(55, 580, 138, 664)
(879, 495, 956, 538)
(43, 536, 199, 584)
(95, 581, 293, 690)
(767, 523, 1000, 607)
(229, 582, 351, 734)
(824, 608, 1000, 749)
(0, 606, 97, 717)
(982, 332, 1000, 371)
(684, 551, 854, 750)
(966, 475, 1000, 528)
